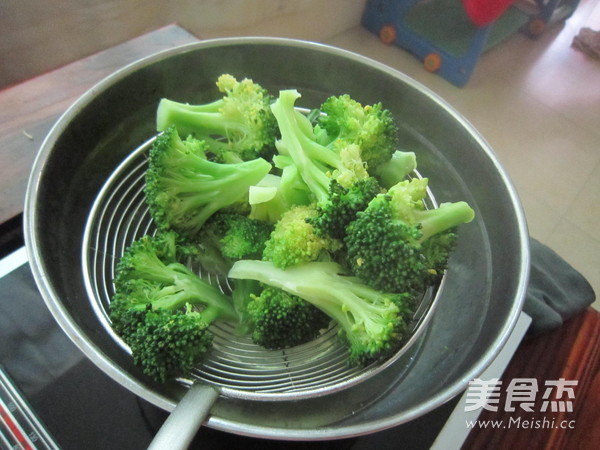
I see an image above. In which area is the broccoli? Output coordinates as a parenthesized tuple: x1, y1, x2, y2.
(307, 177, 383, 240)
(373, 150, 417, 189)
(112, 229, 197, 290)
(316, 94, 399, 171)
(270, 89, 370, 203)
(198, 212, 273, 261)
(192, 212, 273, 277)
(344, 178, 475, 294)
(192, 237, 234, 279)
(156, 74, 278, 161)
(333, 143, 370, 188)
(262, 204, 342, 269)
(244, 285, 331, 349)
(110, 231, 237, 383)
(230, 278, 262, 335)
(248, 165, 312, 223)
(229, 260, 414, 365)
(144, 126, 272, 238)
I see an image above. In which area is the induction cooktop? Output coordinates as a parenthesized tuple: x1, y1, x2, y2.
(0, 247, 529, 450)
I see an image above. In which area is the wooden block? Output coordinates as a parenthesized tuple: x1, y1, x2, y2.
(464, 308, 600, 449)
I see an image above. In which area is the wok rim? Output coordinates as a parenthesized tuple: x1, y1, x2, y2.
(23, 36, 530, 439)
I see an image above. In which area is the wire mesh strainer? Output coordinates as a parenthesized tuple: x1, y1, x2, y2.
(81, 134, 443, 447)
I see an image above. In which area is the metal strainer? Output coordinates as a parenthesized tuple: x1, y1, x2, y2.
(81, 133, 443, 446)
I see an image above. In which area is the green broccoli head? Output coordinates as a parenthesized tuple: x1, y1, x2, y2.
(156, 74, 278, 161)
(110, 279, 223, 383)
(245, 285, 331, 349)
(343, 288, 414, 367)
(270, 89, 369, 203)
(120, 304, 214, 383)
(317, 94, 399, 171)
(144, 126, 272, 238)
(344, 195, 435, 294)
(202, 212, 273, 260)
(109, 232, 237, 382)
(307, 177, 383, 240)
(228, 260, 415, 366)
(262, 204, 342, 269)
(193, 212, 273, 277)
(344, 178, 474, 294)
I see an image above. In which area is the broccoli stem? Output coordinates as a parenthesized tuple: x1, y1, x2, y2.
(157, 98, 228, 135)
(190, 303, 225, 324)
(374, 150, 417, 189)
(271, 90, 336, 203)
(415, 201, 475, 242)
(121, 253, 178, 286)
(229, 260, 406, 364)
(120, 261, 237, 321)
(229, 261, 337, 323)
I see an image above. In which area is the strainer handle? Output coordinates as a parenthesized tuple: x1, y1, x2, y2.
(148, 382, 220, 450)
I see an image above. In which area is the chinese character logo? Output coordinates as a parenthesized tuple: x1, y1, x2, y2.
(505, 378, 538, 412)
(465, 377, 578, 413)
(465, 378, 502, 412)
(540, 378, 577, 412)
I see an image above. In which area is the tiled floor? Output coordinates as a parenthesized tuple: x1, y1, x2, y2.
(325, 0, 600, 310)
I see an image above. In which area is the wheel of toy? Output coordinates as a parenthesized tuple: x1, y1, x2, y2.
(379, 25, 397, 45)
(528, 18, 546, 37)
(423, 53, 442, 72)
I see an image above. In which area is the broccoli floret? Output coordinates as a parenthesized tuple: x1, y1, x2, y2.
(373, 150, 417, 189)
(316, 94, 399, 171)
(344, 178, 475, 294)
(111, 288, 217, 384)
(244, 285, 331, 349)
(218, 215, 272, 260)
(144, 126, 272, 237)
(334, 143, 370, 188)
(192, 212, 273, 277)
(307, 177, 383, 240)
(112, 229, 197, 290)
(110, 231, 237, 383)
(156, 74, 278, 161)
(262, 204, 342, 269)
(201, 212, 273, 260)
(248, 165, 312, 223)
(229, 260, 414, 365)
(270, 90, 369, 203)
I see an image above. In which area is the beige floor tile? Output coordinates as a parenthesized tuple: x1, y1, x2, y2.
(520, 41, 600, 138)
(463, 97, 599, 217)
(566, 159, 600, 242)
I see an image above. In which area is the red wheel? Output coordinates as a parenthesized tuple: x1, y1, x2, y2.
(379, 25, 397, 45)
(424, 53, 442, 72)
